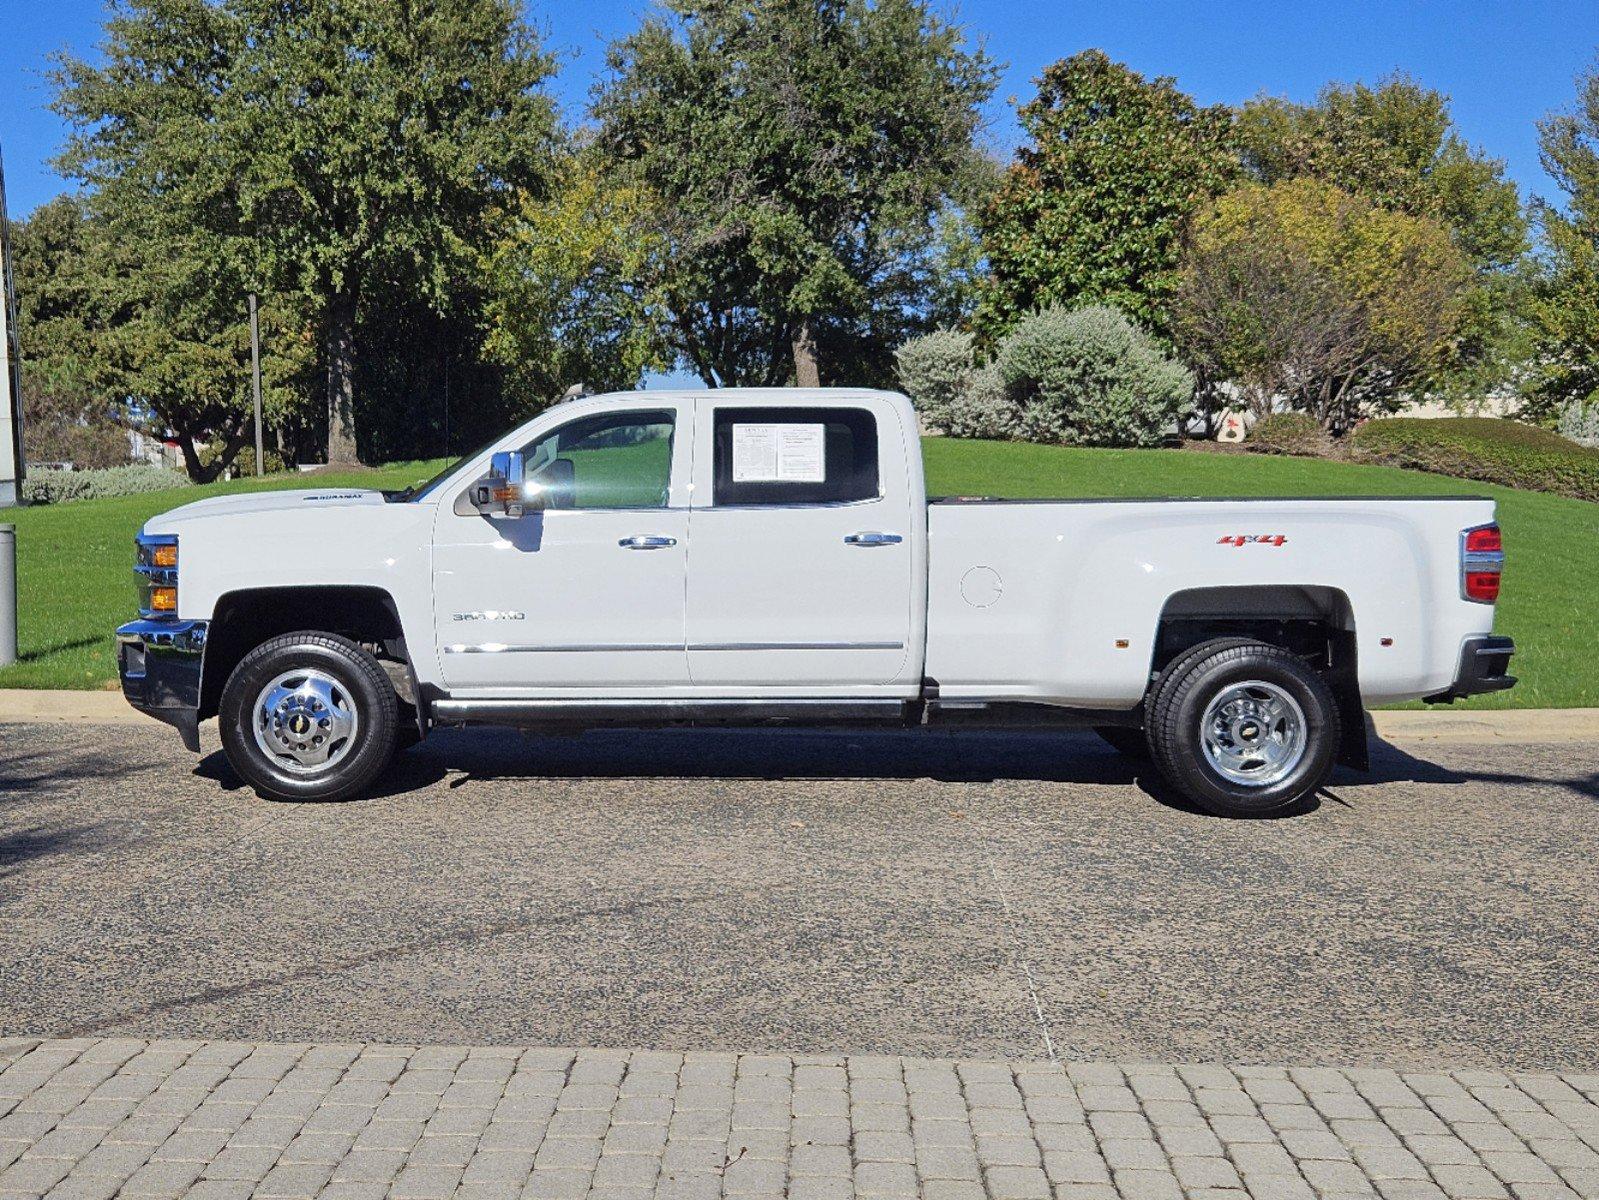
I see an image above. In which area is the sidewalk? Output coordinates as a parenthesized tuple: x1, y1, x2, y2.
(3, 689, 1598, 744)
(1, 1039, 1595, 1200)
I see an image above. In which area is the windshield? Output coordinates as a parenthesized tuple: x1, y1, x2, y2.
(385, 433, 503, 502)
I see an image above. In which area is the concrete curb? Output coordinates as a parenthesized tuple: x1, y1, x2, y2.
(3, 688, 1596, 744)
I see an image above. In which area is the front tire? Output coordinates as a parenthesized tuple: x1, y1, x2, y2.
(1147, 639, 1339, 818)
(220, 632, 399, 802)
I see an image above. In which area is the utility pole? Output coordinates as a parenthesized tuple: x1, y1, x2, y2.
(0, 141, 22, 509)
(248, 292, 264, 476)
(0, 141, 22, 669)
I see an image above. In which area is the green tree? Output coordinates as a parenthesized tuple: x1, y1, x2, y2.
(8, 198, 125, 468)
(1527, 58, 1599, 415)
(1236, 76, 1526, 272)
(53, 0, 559, 465)
(1175, 179, 1472, 433)
(480, 150, 670, 409)
(10, 195, 312, 480)
(974, 50, 1238, 342)
(593, 0, 997, 389)
(1235, 76, 1529, 408)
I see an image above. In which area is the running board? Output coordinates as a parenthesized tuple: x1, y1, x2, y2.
(429, 697, 915, 729)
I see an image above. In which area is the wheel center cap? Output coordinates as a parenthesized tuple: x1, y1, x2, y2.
(287, 711, 312, 736)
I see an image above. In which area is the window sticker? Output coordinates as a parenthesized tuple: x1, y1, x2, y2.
(731, 423, 826, 482)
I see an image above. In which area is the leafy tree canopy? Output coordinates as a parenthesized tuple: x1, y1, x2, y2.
(1527, 58, 1599, 415)
(593, 0, 998, 389)
(480, 149, 671, 408)
(1176, 178, 1472, 433)
(52, 0, 559, 464)
(1236, 75, 1526, 275)
(975, 50, 1238, 342)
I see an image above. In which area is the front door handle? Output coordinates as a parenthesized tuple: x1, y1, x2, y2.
(844, 531, 903, 547)
(619, 535, 678, 550)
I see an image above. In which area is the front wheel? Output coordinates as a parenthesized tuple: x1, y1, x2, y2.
(1147, 640, 1339, 818)
(220, 632, 399, 802)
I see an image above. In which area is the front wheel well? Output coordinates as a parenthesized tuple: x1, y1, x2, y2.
(1152, 586, 1367, 770)
(200, 586, 409, 721)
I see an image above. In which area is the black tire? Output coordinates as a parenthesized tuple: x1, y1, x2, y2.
(1093, 726, 1150, 761)
(1146, 639, 1339, 818)
(1143, 636, 1260, 760)
(219, 632, 399, 802)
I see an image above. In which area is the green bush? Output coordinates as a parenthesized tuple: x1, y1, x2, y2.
(22, 465, 193, 505)
(1558, 398, 1599, 449)
(1246, 412, 1332, 457)
(1351, 417, 1599, 502)
(894, 330, 975, 431)
(943, 364, 1013, 440)
(996, 305, 1192, 447)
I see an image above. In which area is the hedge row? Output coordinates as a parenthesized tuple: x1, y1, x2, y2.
(1349, 417, 1599, 503)
(1244, 413, 1332, 457)
(22, 465, 193, 505)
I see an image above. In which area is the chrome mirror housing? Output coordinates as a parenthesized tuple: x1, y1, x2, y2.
(472, 450, 527, 518)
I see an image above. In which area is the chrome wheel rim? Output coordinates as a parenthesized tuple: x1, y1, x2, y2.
(252, 668, 359, 776)
(1200, 680, 1307, 788)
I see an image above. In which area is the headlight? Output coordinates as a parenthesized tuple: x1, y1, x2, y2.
(136, 534, 179, 617)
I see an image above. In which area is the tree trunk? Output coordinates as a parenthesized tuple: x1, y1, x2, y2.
(326, 291, 360, 465)
(791, 317, 821, 388)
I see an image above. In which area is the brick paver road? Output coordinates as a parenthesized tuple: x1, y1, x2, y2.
(1, 1038, 1595, 1200)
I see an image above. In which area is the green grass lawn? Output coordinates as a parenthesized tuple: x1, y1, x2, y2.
(2, 440, 1592, 708)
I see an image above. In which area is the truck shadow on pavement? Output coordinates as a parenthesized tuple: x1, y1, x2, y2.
(190, 725, 1599, 811)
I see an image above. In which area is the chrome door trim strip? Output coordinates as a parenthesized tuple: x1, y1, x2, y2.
(688, 641, 904, 652)
(444, 640, 905, 655)
(444, 643, 681, 654)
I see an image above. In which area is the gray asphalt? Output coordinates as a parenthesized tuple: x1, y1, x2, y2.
(1, 722, 1595, 1072)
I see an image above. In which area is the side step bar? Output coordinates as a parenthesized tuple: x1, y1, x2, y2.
(430, 697, 915, 729)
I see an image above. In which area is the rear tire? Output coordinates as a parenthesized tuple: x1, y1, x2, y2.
(220, 632, 399, 802)
(1147, 639, 1338, 818)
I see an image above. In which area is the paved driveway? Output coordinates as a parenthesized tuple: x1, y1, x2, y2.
(2, 723, 1595, 1070)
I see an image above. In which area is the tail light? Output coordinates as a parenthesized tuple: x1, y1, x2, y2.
(1461, 523, 1504, 604)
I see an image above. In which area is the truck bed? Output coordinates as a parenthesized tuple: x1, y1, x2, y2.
(924, 494, 1499, 709)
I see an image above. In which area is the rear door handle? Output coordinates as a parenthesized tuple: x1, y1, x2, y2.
(619, 535, 678, 550)
(844, 531, 903, 547)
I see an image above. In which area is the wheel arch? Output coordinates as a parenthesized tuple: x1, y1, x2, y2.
(1153, 585, 1367, 770)
(200, 586, 413, 723)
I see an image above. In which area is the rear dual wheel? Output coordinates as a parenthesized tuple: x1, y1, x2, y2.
(1143, 639, 1340, 818)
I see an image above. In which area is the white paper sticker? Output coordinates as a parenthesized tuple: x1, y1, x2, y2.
(731, 423, 826, 483)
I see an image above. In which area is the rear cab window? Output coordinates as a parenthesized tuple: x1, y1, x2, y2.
(710, 406, 880, 507)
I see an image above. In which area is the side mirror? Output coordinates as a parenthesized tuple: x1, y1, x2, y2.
(473, 450, 532, 518)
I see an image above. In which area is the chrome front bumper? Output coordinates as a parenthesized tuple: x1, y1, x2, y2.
(116, 618, 208, 751)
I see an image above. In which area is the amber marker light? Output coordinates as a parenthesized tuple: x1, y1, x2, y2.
(151, 543, 178, 569)
(149, 586, 178, 613)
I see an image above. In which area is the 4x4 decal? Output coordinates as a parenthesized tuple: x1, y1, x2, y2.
(1217, 534, 1288, 547)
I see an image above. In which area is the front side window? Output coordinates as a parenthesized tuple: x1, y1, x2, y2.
(712, 406, 879, 506)
(519, 410, 675, 510)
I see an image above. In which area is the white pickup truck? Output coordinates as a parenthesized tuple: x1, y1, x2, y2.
(117, 388, 1514, 817)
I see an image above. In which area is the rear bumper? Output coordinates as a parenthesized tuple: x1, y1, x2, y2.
(116, 619, 208, 751)
(1424, 635, 1516, 704)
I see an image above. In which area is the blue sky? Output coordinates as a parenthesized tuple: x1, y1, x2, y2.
(2, 0, 1595, 220)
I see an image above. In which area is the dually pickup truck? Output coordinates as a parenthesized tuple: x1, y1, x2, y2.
(117, 388, 1515, 817)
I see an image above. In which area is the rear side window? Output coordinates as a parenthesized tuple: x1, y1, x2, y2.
(711, 407, 879, 506)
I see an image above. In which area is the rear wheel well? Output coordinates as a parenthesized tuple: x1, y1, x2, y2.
(200, 586, 410, 721)
(1153, 586, 1367, 770)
